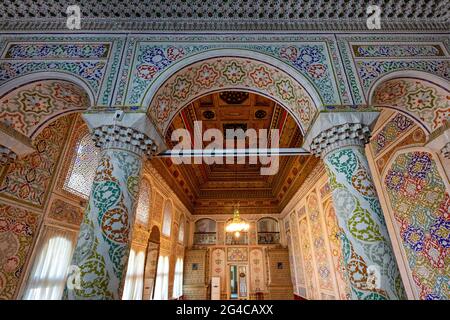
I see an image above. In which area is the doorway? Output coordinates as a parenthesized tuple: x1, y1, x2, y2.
(228, 264, 249, 300)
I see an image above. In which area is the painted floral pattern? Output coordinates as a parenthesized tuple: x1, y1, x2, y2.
(64, 149, 143, 300)
(148, 57, 316, 135)
(385, 151, 449, 300)
(325, 146, 406, 300)
(373, 78, 450, 132)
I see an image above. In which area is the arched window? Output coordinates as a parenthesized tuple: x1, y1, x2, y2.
(153, 256, 169, 300)
(135, 179, 151, 226)
(64, 133, 100, 198)
(178, 218, 185, 243)
(162, 201, 172, 237)
(173, 258, 184, 299)
(122, 248, 145, 300)
(257, 218, 280, 244)
(194, 218, 216, 245)
(23, 226, 77, 300)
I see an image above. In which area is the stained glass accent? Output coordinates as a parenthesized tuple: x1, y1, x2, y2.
(135, 179, 150, 226)
(64, 133, 100, 199)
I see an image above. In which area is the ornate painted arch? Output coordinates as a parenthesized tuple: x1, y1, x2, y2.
(144, 53, 321, 135)
(0, 78, 91, 140)
(369, 71, 450, 135)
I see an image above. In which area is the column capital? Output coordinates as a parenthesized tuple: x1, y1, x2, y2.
(303, 107, 379, 158)
(309, 122, 371, 158)
(82, 112, 167, 158)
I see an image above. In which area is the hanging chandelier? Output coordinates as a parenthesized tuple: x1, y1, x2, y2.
(225, 203, 249, 238)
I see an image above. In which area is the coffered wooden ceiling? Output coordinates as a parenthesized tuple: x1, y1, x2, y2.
(150, 91, 319, 215)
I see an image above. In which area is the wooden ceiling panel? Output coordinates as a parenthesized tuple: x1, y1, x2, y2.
(156, 91, 316, 215)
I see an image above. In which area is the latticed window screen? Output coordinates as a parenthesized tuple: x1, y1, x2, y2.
(135, 179, 151, 226)
(178, 219, 185, 243)
(64, 133, 100, 199)
(162, 201, 172, 236)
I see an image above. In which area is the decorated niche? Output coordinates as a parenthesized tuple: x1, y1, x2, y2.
(249, 249, 266, 292)
(384, 149, 449, 300)
(210, 248, 226, 293)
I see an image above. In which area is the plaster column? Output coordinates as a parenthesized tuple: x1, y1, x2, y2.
(64, 112, 164, 300)
(304, 109, 406, 300)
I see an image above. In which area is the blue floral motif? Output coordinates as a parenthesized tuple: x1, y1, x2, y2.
(5, 43, 109, 59)
(294, 46, 322, 70)
(141, 47, 171, 70)
(407, 152, 432, 180)
(430, 218, 450, 248)
(79, 62, 105, 81)
(0, 61, 105, 93)
(402, 226, 425, 252)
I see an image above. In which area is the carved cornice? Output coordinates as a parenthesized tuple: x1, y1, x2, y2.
(310, 123, 371, 158)
(92, 125, 158, 158)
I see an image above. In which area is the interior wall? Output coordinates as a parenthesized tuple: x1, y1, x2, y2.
(282, 164, 350, 300)
(0, 113, 190, 300)
(0, 114, 79, 299)
(186, 214, 292, 300)
(183, 248, 209, 300)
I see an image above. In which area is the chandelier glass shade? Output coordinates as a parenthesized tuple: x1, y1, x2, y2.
(225, 205, 249, 237)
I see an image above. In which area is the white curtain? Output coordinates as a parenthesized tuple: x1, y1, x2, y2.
(122, 249, 145, 300)
(153, 256, 169, 300)
(173, 258, 183, 299)
(23, 226, 76, 300)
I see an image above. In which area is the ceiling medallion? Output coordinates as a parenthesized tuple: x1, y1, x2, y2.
(202, 110, 215, 119)
(255, 110, 267, 119)
(219, 91, 249, 104)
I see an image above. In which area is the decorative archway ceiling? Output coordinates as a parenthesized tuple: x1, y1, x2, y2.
(0, 80, 89, 138)
(147, 57, 317, 136)
(372, 77, 450, 133)
(150, 91, 319, 215)
(0, 0, 447, 31)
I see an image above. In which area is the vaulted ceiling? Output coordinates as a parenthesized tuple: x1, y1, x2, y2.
(150, 92, 319, 215)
